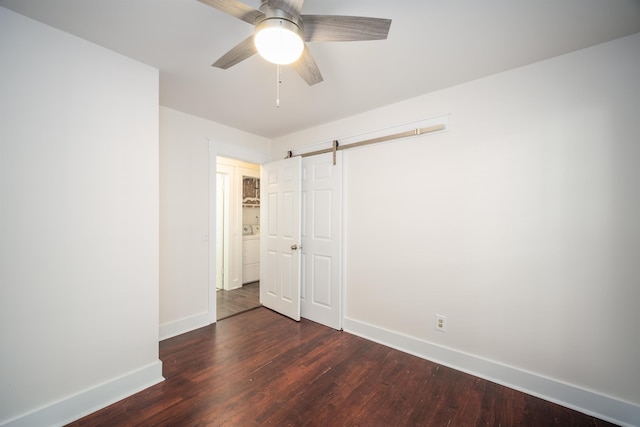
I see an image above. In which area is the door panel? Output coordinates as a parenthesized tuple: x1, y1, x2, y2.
(311, 254, 332, 307)
(281, 252, 292, 301)
(260, 157, 302, 321)
(301, 152, 342, 329)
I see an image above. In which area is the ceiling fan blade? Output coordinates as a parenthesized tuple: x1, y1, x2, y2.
(292, 45, 323, 86)
(302, 15, 392, 42)
(212, 35, 257, 69)
(267, 0, 305, 17)
(198, 0, 265, 25)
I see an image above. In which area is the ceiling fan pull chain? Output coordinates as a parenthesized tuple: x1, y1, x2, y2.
(276, 63, 281, 108)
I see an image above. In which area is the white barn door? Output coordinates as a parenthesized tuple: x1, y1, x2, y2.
(301, 152, 342, 330)
(260, 157, 302, 321)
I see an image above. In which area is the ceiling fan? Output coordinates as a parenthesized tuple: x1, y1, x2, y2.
(198, 0, 392, 85)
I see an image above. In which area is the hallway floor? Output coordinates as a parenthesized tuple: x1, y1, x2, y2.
(216, 281, 260, 320)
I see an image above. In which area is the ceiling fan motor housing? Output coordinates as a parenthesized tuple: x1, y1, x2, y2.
(256, 3, 303, 31)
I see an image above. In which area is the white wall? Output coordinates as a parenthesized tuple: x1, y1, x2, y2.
(243, 207, 260, 225)
(0, 7, 162, 426)
(271, 33, 640, 425)
(159, 107, 269, 339)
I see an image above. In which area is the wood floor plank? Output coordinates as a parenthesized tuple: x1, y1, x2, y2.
(68, 308, 619, 426)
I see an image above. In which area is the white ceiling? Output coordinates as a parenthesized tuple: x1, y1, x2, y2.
(2, 0, 640, 138)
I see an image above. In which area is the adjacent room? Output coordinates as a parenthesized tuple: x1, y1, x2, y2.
(1, 1, 639, 426)
(215, 156, 262, 320)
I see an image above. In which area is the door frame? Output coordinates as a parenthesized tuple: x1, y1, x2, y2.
(208, 139, 345, 328)
(208, 139, 270, 323)
(215, 172, 228, 291)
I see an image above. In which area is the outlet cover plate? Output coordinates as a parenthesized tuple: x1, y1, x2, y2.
(435, 314, 447, 332)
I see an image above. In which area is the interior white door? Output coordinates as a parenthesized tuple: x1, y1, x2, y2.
(301, 152, 343, 330)
(260, 157, 302, 321)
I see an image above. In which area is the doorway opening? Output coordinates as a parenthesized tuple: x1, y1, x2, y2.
(210, 149, 343, 330)
(216, 156, 261, 320)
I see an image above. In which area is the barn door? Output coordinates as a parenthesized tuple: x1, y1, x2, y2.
(301, 152, 343, 330)
(260, 157, 302, 321)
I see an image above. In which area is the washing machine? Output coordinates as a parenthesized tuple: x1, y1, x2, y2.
(242, 225, 260, 284)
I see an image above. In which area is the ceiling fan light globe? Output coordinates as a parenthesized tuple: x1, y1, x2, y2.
(254, 19, 304, 65)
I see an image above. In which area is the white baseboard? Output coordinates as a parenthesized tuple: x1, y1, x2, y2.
(343, 317, 640, 427)
(159, 310, 214, 341)
(1, 360, 164, 427)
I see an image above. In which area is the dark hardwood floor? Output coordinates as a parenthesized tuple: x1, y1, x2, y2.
(68, 308, 618, 426)
(216, 281, 260, 320)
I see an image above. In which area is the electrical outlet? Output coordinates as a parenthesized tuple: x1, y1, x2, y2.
(435, 314, 447, 332)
